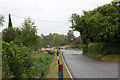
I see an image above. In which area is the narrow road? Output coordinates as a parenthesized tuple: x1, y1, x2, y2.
(62, 50, 118, 78)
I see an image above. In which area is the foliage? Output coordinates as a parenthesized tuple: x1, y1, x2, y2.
(2, 27, 19, 43)
(2, 41, 53, 78)
(2, 14, 18, 43)
(34, 36, 43, 51)
(8, 14, 12, 28)
(72, 36, 82, 48)
(41, 33, 53, 47)
(83, 45, 88, 54)
(83, 43, 120, 57)
(70, 2, 120, 44)
(87, 43, 103, 55)
(67, 30, 75, 43)
(42, 33, 69, 47)
(19, 18, 37, 47)
(30, 51, 53, 78)
(2, 17, 43, 50)
(52, 33, 69, 46)
(13, 18, 43, 50)
(2, 16, 52, 79)
(2, 41, 33, 78)
(0, 15, 4, 26)
(48, 50, 56, 55)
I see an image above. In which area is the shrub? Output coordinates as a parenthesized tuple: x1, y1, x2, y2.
(2, 41, 33, 78)
(30, 51, 53, 78)
(83, 45, 88, 54)
(88, 43, 103, 55)
(87, 43, 120, 56)
(48, 51, 56, 55)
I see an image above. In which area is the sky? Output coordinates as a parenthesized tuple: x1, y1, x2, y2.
(0, 0, 113, 37)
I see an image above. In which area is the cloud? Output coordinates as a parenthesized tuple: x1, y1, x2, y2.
(0, 0, 113, 36)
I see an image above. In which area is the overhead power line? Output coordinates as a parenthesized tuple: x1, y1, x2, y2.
(40, 23, 70, 31)
(10, 14, 69, 24)
(2, 14, 71, 31)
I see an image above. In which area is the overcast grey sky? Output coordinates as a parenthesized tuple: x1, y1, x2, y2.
(0, 0, 112, 37)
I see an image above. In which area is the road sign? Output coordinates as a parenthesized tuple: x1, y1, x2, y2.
(57, 56, 59, 60)
(58, 65, 63, 80)
(58, 60, 60, 64)
(57, 56, 60, 64)
(59, 65, 63, 72)
(57, 50, 59, 53)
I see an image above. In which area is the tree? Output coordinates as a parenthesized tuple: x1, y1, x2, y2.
(72, 36, 82, 48)
(42, 33, 53, 47)
(34, 35, 43, 50)
(70, 2, 120, 44)
(52, 34, 69, 46)
(8, 14, 12, 28)
(2, 14, 18, 43)
(0, 15, 4, 26)
(2, 28, 17, 43)
(15, 18, 43, 50)
(18, 18, 37, 47)
(67, 30, 75, 43)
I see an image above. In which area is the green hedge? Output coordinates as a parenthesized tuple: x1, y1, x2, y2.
(83, 43, 120, 55)
(83, 45, 88, 54)
(88, 43, 103, 55)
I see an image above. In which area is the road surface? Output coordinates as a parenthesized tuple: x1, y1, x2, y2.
(62, 50, 118, 78)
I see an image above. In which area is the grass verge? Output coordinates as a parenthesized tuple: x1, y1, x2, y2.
(0, 57, 2, 79)
(59, 52, 71, 78)
(85, 53, 120, 62)
(101, 54, 120, 62)
(46, 51, 71, 78)
(46, 54, 58, 78)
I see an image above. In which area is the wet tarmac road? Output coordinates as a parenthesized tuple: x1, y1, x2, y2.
(62, 50, 118, 78)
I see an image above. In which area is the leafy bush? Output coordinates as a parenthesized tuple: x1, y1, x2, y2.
(83, 45, 88, 54)
(48, 51, 56, 55)
(30, 51, 53, 78)
(87, 43, 120, 56)
(2, 41, 33, 78)
(88, 43, 103, 55)
(2, 42, 53, 79)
